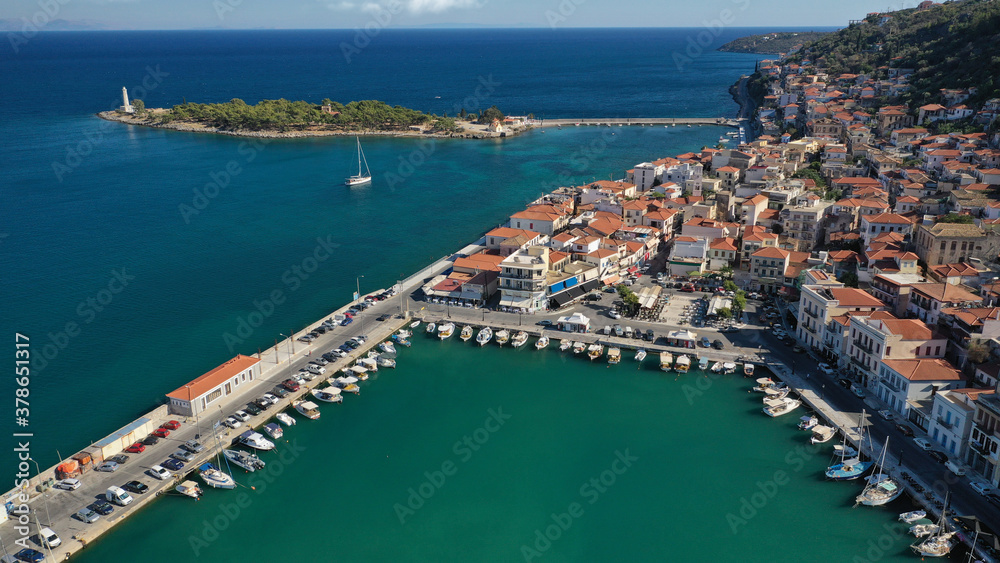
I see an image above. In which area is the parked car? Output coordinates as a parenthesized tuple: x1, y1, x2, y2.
(107, 454, 129, 465)
(645, 329, 655, 342)
(142, 434, 161, 446)
(223, 416, 242, 429)
(850, 384, 865, 398)
(971, 481, 992, 496)
(161, 458, 185, 471)
(877, 409, 895, 422)
(895, 423, 915, 437)
(161, 420, 181, 430)
(913, 437, 933, 451)
(16, 549, 45, 563)
(181, 440, 204, 453)
(95, 461, 120, 473)
(818, 364, 836, 376)
(57, 478, 81, 490)
(152, 427, 170, 438)
(282, 379, 301, 392)
(536, 320, 553, 326)
(262, 393, 279, 405)
(271, 386, 289, 398)
(249, 400, 266, 413)
(712, 339, 724, 350)
(837, 378, 852, 389)
(608, 310, 622, 319)
(38, 527, 61, 548)
(125, 442, 146, 454)
(377, 314, 391, 321)
(75, 507, 100, 523)
(614, 324, 623, 336)
(232, 410, 251, 423)
(986, 492, 1000, 508)
(123, 480, 149, 494)
(341, 317, 354, 326)
(91, 500, 114, 515)
(700, 337, 711, 348)
(171, 450, 195, 463)
(928, 450, 948, 464)
(149, 465, 171, 480)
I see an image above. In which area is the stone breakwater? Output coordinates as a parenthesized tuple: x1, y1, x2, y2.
(96, 111, 524, 140)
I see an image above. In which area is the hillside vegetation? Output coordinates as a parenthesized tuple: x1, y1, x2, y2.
(788, 0, 1000, 106)
(718, 31, 831, 54)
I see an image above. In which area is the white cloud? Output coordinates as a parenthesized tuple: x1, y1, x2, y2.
(326, 1, 357, 10)
(404, 0, 483, 14)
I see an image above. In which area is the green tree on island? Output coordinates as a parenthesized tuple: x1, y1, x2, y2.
(132, 99, 145, 114)
(478, 105, 505, 124)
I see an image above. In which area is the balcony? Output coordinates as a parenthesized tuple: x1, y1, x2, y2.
(803, 308, 818, 319)
(804, 324, 817, 335)
(935, 417, 954, 430)
(852, 339, 874, 354)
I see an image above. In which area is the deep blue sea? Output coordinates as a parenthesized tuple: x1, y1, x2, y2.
(2, 28, 922, 563)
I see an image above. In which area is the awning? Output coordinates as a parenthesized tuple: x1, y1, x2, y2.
(603, 275, 620, 285)
(579, 280, 600, 293)
(499, 297, 514, 307)
(550, 292, 574, 308)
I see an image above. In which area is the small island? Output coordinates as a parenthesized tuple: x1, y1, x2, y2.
(98, 96, 526, 139)
(717, 31, 830, 54)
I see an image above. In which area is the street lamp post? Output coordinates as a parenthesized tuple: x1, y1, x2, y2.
(28, 458, 51, 527)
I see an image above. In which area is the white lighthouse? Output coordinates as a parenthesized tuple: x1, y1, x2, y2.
(120, 87, 134, 114)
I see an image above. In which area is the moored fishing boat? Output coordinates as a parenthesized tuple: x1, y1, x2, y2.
(763, 385, 790, 400)
(752, 378, 776, 392)
(391, 333, 411, 347)
(276, 412, 296, 427)
(460, 325, 474, 341)
(587, 343, 604, 361)
(744, 363, 755, 376)
(426, 322, 436, 334)
(607, 347, 621, 365)
(223, 449, 265, 472)
(477, 326, 493, 346)
(763, 397, 801, 417)
(899, 511, 927, 524)
(438, 322, 456, 340)
(810, 425, 836, 444)
(674, 354, 691, 373)
(710, 361, 723, 373)
(410, 320, 421, 329)
(634, 348, 647, 362)
(198, 463, 236, 489)
(722, 362, 737, 374)
(559, 339, 572, 352)
(496, 329, 511, 346)
(535, 335, 550, 350)
(378, 356, 396, 369)
(512, 331, 529, 348)
(797, 415, 818, 430)
(263, 422, 283, 439)
(176, 480, 203, 499)
(237, 430, 275, 451)
(341, 383, 360, 394)
(572, 341, 586, 354)
(357, 357, 378, 372)
(311, 387, 344, 403)
(379, 341, 397, 354)
(293, 400, 321, 420)
(698, 356, 709, 370)
(660, 351, 672, 372)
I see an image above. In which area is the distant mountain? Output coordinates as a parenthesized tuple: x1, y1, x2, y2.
(0, 18, 107, 31)
(718, 31, 832, 55)
(787, 0, 1000, 106)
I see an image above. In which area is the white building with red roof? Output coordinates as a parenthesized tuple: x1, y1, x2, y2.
(167, 355, 262, 417)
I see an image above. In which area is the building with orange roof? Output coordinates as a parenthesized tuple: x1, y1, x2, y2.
(748, 246, 811, 295)
(740, 229, 779, 268)
(927, 387, 991, 458)
(846, 312, 946, 387)
(510, 205, 569, 235)
(877, 358, 962, 417)
(797, 283, 888, 352)
(485, 227, 542, 252)
(708, 237, 738, 270)
(929, 262, 983, 286)
(938, 307, 1000, 369)
(167, 354, 262, 416)
(860, 212, 913, 246)
(908, 283, 983, 325)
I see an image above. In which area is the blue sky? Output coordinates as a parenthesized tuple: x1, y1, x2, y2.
(7, 0, 896, 29)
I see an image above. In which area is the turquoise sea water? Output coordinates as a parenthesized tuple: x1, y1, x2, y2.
(71, 338, 920, 562)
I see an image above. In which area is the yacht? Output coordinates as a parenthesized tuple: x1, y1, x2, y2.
(634, 348, 647, 363)
(674, 354, 691, 373)
(899, 511, 927, 523)
(559, 339, 572, 352)
(607, 347, 621, 365)
(198, 463, 236, 489)
(743, 363, 755, 376)
(511, 331, 529, 348)
(477, 326, 493, 346)
(535, 335, 550, 350)
(275, 412, 296, 427)
(856, 438, 904, 507)
(460, 325, 474, 341)
(660, 351, 673, 372)
(176, 480, 203, 499)
(311, 387, 344, 403)
(587, 343, 604, 361)
(224, 449, 265, 472)
(263, 423, 283, 439)
(572, 341, 586, 354)
(345, 136, 372, 186)
(496, 329, 511, 346)
(810, 425, 836, 444)
(437, 322, 456, 340)
(698, 356, 709, 371)
(763, 397, 801, 417)
(237, 430, 275, 451)
(293, 400, 321, 420)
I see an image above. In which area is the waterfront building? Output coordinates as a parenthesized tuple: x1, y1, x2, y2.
(510, 205, 570, 236)
(936, 307, 1000, 369)
(846, 312, 946, 387)
(485, 227, 542, 253)
(928, 389, 990, 460)
(166, 355, 262, 417)
(797, 283, 887, 352)
(498, 246, 550, 313)
(748, 247, 811, 295)
(875, 358, 962, 422)
(906, 283, 982, 325)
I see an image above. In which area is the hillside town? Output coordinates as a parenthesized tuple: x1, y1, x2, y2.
(417, 42, 1000, 495)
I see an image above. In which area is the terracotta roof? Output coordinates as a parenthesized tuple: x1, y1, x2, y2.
(911, 283, 981, 303)
(717, 166, 740, 173)
(878, 319, 935, 340)
(710, 237, 738, 251)
(486, 227, 539, 240)
(942, 307, 1000, 328)
(881, 358, 961, 381)
(827, 288, 886, 308)
(167, 355, 261, 401)
(931, 263, 979, 278)
(865, 212, 911, 225)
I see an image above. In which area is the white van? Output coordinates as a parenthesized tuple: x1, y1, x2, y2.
(306, 364, 325, 375)
(946, 461, 966, 476)
(106, 486, 134, 506)
(39, 526, 61, 548)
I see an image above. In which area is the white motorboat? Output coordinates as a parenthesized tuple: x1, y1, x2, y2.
(332, 375, 359, 387)
(378, 357, 396, 369)
(607, 347, 621, 365)
(426, 322, 436, 334)
(744, 363, 755, 376)
(559, 339, 572, 352)
(674, 354, 691, 373)
(379, 341, 397, 354)
(276, 412, 296, 427)
(634, 348, 647, 362)
(910, 524, 942, 538)
(311, 387, 344, 403)
(810, 425, 836, 444)
(460, 325, 474, 341)
(409, 320, 421, 329)
(899, 511, 927, 524)
(512, 331, 529, 348)
(722, 362, 737, 374)
(348, 365, 368, 377)
(437, 322, 456, 340)
(224, 449, 265, 472)
(477, 326, 493, 346)
(572, 341, 586, 354)
(397, 329, 412, 338)
(263, 422, 283, 439)
(587, 343, 604, 361)
(496, 330, 511, 346)
(237, 430, 275, 451)
(763, 397, 801, 417)
(535, 336, 550, 350)
(660, 351, 672, 372)
(341, 383, 360, 395)
(856, 437, 904, 507)
(763, 385, 791, 400)
(698, 356, 709, 370)
(833, 443, 858, 459)
(199, 463, 236, 490)
(293, 400, 321, 420)
(752, 377, 776, 392)
(345, 136, 372, 186)
(710, 361, 723, 373)
(357, 357, 378, 372)
(798, 415, 818, 430)
(176, 480, 203, 499)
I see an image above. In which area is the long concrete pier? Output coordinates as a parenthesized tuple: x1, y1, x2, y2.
(537, 117, 741, 127)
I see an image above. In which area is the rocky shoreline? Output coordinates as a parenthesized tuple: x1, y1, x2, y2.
(96, 111, 526, 140)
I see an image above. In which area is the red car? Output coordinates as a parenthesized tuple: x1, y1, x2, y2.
(161, 420, 181, 430)
(282, 379, 300, 392)
(125, 443, 146, 454)
(152, 428, 170, 438)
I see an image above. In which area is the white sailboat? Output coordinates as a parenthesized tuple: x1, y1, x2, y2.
(856, 437, 904, 507)
(345, 136, 372, 186)
(911, 499, 955, 558)
(199, 462, 236, 490)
